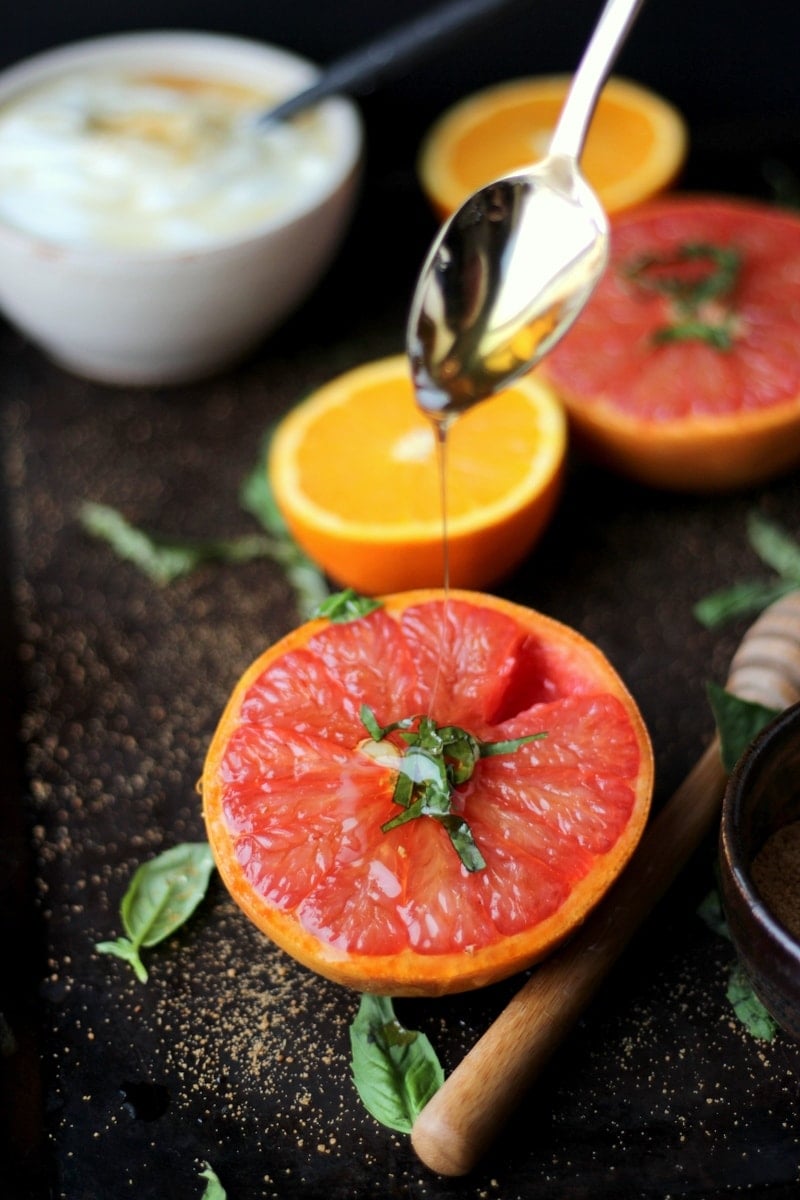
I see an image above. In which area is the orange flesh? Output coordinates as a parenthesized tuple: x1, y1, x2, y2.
(451, 95, 657, 194)
(203, 591, 653, 995)
(268, 360, 566, 594)
(290, 378, 555, 521)
(419, 76, 688, 219)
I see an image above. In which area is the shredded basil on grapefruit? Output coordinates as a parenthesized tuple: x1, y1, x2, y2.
(361, 704, 545, 872)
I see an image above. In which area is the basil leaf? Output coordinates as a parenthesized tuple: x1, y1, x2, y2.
(314, 589, 383, 623)
(239, 429, 289, 538)
(350, 995, 444, 1133)
(698, 890, 778, 1041)
(625, 242, 741, 305)
(360, 704, 384, 741)
(240, 430, 331, 618)
(97, 843, 215, 982)
(747, 511, 800, 579)
(693, 578, 797, 628)
(726, 962, 777, 1042)
(436, 814, 487, 872)
(480, 732, 547, 757)
(706, 682, 780, 772)
(198, 1162, 227, 1199)
(122, 843, 215, 947)
(94, 935, 149, 984)
(693, 512, 800, 628)
(282, 557, 331, 621)
(79, 501, 278, 585)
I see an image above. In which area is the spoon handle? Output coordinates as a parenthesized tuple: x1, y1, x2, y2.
(259, 0, 528, 124)
(548, 0, 646, 161)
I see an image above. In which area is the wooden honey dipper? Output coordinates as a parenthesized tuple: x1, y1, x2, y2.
(411, 590, 800, 1176)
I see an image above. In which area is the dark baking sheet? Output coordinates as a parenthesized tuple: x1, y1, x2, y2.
(4, 104, 800, 1200)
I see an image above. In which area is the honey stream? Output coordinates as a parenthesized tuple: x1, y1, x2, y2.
(422, 407, 456, 717)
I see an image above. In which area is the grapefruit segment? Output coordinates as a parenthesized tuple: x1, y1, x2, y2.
(203, 590, 654, 995)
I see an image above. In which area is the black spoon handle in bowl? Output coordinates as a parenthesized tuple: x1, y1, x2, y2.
(258, 0, 528, 124)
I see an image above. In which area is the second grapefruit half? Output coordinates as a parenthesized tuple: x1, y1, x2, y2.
(542, 195, 800, 490)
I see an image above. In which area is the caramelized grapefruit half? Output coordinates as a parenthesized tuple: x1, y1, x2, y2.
(202, 591, 653, 996)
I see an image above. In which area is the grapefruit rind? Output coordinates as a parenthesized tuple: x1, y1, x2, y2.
(202, 589, 654, 996)
(551, 387, 800, 492)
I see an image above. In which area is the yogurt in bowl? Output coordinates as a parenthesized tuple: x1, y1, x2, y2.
(0, 71, 339, 251)
(0, 33, 363, 385)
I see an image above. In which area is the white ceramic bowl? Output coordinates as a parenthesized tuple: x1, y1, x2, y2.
(0, 31, 363, 385)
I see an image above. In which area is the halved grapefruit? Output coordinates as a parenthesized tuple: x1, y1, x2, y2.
(541, 195, 800, 491)
(202, 590, 653, 996)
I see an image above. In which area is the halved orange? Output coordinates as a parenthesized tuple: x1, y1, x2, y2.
(418, 75, 688, 220)
(202, 590, 654, 996)
(540, 195, 800, 491)
(268, 356, 566, 595)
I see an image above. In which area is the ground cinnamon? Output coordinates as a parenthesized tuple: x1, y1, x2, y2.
(751, 820, 800, 940)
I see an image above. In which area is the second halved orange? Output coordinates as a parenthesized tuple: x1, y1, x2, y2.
(418, 74, 688, 220)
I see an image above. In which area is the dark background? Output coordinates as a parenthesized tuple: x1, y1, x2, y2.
(5, 4, 800, 1200)
(4, 0, 800, 169)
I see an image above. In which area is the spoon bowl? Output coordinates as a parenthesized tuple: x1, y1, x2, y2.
(408, 0, 644, 418)
(408, 154, 608, 416)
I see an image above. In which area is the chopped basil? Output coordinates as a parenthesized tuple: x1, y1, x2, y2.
(624, 241, 741, 349)
(746, 509, 800, 578)
(314, 589, 383, 622)
(79, 426, 331, 619)
(96, 843, 215, 983)
(362, 706, 545, 871)
(349, 994, 444, 1133)
(239, 429, 290, 538)
(79, 501, 279, 586)
(694, 512, 800, 628)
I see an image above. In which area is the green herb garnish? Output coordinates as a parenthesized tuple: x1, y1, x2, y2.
(349, 994, 444, 1133)
(96, 842, 215, 983)
(624, 241, 742, 349)
(79, 427, 330, 619)
(314, 589, 383, 623)
(362, 705, 545, 872)
(79, 501, 278, 586)
(694, 512, 800, 628)
(726, 962, 778, 1042)
(698, 890, 777, 1042)
(198, 1162, 227, 1199)
(706, 682, 780, 772)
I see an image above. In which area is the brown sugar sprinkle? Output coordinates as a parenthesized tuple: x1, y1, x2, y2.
(751, 820, 800, 940)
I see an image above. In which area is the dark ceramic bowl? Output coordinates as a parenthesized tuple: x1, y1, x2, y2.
(719, 701, 800, 1040)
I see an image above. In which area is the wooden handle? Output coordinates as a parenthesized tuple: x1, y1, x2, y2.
(412, 590, 800, 1176)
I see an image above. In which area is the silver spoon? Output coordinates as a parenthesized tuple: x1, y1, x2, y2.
(407, 0, 646, 419)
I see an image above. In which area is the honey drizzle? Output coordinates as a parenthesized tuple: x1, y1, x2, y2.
(426, 412, 454, 717)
